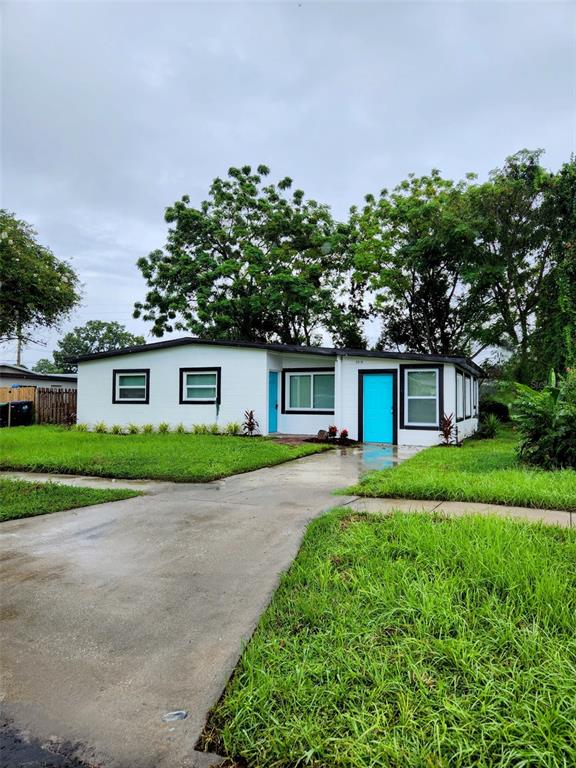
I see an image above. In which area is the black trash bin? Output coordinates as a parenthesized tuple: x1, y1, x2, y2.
(6, 400, 34, 427)
(0, 403, 8, 428)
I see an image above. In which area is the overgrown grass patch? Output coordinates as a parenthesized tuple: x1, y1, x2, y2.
(0, 426, 328, 482)
(203, 509, 576, 767)
(347, 427, 576, 511)
(0, 478, 139, 522)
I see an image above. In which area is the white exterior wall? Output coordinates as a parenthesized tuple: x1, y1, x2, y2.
(77, 343, 479, 445)
(77, 345, 267, 430)
(340, 358, 478, 446)
(268, 352, 337, 435)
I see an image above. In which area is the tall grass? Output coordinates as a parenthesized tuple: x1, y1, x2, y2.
(0, 479, 139, 522)
(0, 426, 327, 482)
(203, 510, 576, 767)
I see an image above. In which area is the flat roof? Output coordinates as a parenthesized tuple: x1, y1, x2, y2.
(0, 364, 77, 383)
(73, 337, 484, 376)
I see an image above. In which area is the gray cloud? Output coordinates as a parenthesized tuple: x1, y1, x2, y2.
(2, 0, 575, 364)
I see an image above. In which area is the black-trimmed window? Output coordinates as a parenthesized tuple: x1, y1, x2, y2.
(113, 369, 150, 404)
(282, 368, 335, 414)
(456, 371, 464, 421)
(465, 375, 472, 418)
(179, 367, 221, 404)
(404, 368, 439, 427)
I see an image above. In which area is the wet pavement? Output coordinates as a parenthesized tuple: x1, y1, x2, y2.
(0, 445, 417, 768)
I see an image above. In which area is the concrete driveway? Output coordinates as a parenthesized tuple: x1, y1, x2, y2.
(1, 446, 416, 768)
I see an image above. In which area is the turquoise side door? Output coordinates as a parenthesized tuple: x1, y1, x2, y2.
(268, 371, 278, 433)
(362, 373, 395, 443)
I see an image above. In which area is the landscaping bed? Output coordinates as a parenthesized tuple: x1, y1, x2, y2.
(0, 426, 328, 482)
(347, 427, 576, 511)
(0, 478, 139, 522)
(200, 509, 576, 767)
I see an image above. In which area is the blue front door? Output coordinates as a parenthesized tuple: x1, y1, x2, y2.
(268, 372, 278, 433)
(362, 373, 394, 443)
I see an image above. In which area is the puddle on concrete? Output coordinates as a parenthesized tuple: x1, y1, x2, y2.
(332, 443, 424, 474)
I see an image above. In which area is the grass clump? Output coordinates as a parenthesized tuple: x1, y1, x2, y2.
(0, 426, 328, 482)
(0, 478, 139, 522)
(94, 421, 107, 433)
(203, 509, 576, 767)
(348, 427, 576, 511)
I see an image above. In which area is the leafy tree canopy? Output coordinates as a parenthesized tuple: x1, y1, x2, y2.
(0, 210, 80, 345)
(351, 170, 488, 356)
(465, 150, 556, 382)
(32, 358, 64, 374)
(134, 165, 368, 347)
(528, 156, 576, 384)
(37, 321, 146, 373)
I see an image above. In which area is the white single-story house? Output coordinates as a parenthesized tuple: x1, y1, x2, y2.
(75, 337, 482, 445)
(0, 364, 78, 390)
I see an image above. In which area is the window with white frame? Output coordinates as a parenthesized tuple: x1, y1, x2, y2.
(113, 370, 149, 403)
(181, 369, 219, 403)
(404, 369, 439, 426)
(456, 371, 464, 420)
(286, 371, 335, 411)
(465, 376, 472, 418)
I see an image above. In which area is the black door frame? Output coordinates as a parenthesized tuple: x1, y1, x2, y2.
(357, 369, 398, 444)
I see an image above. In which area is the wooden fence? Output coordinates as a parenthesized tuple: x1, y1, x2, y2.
(0, 386, 77, 426)
(36, 388, 77, 425)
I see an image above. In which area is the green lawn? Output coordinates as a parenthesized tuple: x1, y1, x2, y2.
(0, 426, 327, 482)
(202, 509, 576, 768)
(0, 478, 139, 522)
(347, 428, 576, 511)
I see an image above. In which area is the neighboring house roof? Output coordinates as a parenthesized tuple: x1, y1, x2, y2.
(0, 364, 77, 383)
(72, 337, 484, 377)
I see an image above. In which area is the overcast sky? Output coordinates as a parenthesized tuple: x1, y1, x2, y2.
(1, 0, 575, 366)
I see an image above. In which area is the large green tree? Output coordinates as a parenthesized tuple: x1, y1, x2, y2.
(0, 210, 80, 360)
(34, 321, 146, 374)
(528, 157, 576, 384)
(134, 165, 366, 346)
(351, 170, 488, 357)
(466, 150, 556, 383)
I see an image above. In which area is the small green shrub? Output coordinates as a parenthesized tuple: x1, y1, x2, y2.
(224, 422, 241, 436)
(73, 423, 88, 432)
(110, 424, 124, 435)
(476, 413, 499, 439)
(192, 424, 209, 434)
(127, 423, 140, 434)
(158, 422, 170, 434)
(513, 369, 576, 469)
(208, 423, 220, 435)
(175, 423, 186, 434)
(479, 397, 510, 422)
(94, 422, 107, 433)
(142, 423, 155, 434)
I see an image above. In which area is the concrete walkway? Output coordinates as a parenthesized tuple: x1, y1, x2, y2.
(349, 497, 574, 527)
(1, 446, 571, 768)
(1, 446, 419, 768)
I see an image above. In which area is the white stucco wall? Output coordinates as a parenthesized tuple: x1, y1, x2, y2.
(268, 352, 337, 435)
(77, 343, 479, 445)
(339, 358, 479, 446)
(77, 345, 267, 430)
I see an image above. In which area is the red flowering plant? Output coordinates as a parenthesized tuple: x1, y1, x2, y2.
(328, 425, 338, 439)
(340, 428, 349, 440)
